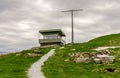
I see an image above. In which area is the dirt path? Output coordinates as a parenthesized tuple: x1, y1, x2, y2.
(28, 49, 55, 78)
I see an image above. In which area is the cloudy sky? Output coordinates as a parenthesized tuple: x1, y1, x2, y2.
(0, 0, 120, 53)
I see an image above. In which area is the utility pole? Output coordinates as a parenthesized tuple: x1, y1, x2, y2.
(62, 9, 83, 44)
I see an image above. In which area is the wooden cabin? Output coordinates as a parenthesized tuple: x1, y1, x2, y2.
(39, 29, 66, 47)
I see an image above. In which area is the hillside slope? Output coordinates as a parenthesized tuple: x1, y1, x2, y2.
(0, 48, 51, 78)
(88, 33, 120, 46)
(42, 33, 120, 78)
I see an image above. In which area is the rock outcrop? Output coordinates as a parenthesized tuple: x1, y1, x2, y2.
(68, 50, 115, 64)
(68, 52, 91, 63)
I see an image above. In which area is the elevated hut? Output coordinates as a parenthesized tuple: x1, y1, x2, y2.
(39, 29, 66, 47)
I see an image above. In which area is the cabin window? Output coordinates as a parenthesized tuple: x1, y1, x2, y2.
(44, 34, 59, 39)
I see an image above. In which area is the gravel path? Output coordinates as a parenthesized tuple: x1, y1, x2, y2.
(95, 46, 120, 51)
(27, 46, 120, 78)
(28, 49, 55, 78)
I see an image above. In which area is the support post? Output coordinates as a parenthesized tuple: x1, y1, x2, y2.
(62, 9, 83, 44)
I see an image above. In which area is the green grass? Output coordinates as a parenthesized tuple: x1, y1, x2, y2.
(42, 33, 120, 78)
(0, 48, 51, 78)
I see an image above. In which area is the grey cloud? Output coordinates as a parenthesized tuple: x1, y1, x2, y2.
(0, 0, 120, 52)
(0, 0, 24, 12)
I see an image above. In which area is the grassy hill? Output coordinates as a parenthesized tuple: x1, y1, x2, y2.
(0, 48, 51, 78)
(42, 33, 120, 78)
(0, 33, 120, 78)
(87, 33, 120, 47)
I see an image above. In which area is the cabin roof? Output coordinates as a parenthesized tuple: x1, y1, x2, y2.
(39, 29, 65, 36)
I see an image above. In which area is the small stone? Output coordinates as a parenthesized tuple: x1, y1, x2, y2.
(96, 55, 115, 64)
(105, 56, 115, 64)
(84, 58, 91, 63)
(74, 57, 91, 63)
(74, 57, 84, 63)
(16, 53, 21, 56)
(27, 53, 40, 57)
(97, 55, 109, 58)
(75, 52, 81, 57)
(82, 52, 91, 58)
(73, 52, 91, 63)
(68, 52, 75, 57)
(70, 49, 76, 51)
(98, 50, 110, 55)
(94, 58, 102, 64)
(91, 52, 97, 58)
(60, 47, 65, 49)
(64, 58, 70, 62)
